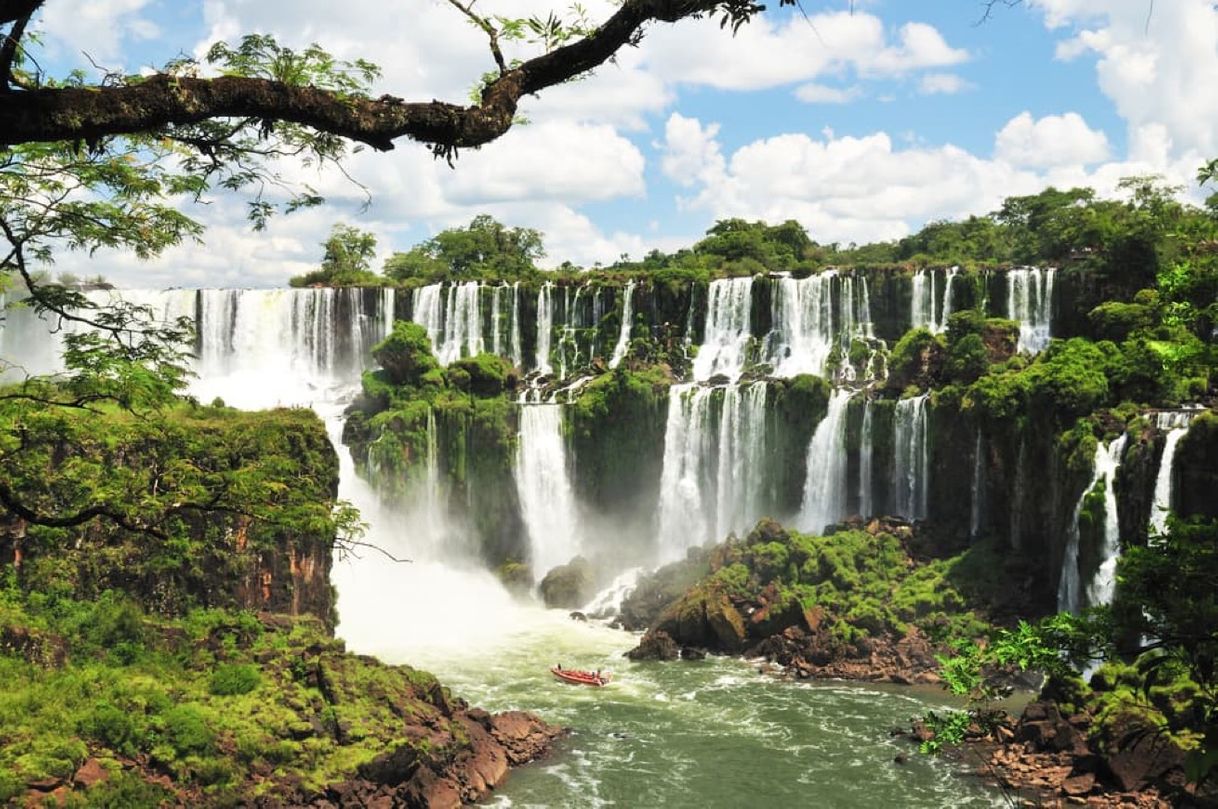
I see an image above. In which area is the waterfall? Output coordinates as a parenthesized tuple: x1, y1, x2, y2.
(858, 276, 875, 339)
(509, 282, 523, 370)
(893, 394, 930, 520)
(609, 280, 636, 369)
(693, 277, 754, 381)
(858, 398, 874, 519)
(764, 272, 836, 377)
(940, 267, 959, 329)
(1083, 435, 1130, 609)
(491, 284, 504, 359)
(655, 382, 768, 560)
(1008, 267, 1056, 353)
(535, 282, 554, 376)
(657, 384, 714, 560)
(911, 268, 955, 334)
(515, 403, 582, 576)
(412, 284, 444, 356)
(800, 389, 852, 534)
(713, 383, 769, 542)
(1149, 411, 1197, 537)
(1058, 434, 1127, 613)
(969, 429, 985, 540)
(911, 269, 936, 332)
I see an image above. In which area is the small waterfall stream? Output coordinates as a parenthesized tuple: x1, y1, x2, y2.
(609, 280, 636, 369)
(893, 394, 930, 520)
(859, 398, 874, 519)
(1008, 267, 1056, 353)
(800, 389, 852, 534)
(1149, 411, 1197, 537)
(1058, 434, 1127, 613)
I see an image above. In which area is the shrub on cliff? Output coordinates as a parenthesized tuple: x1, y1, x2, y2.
(372, 321, 441, 387)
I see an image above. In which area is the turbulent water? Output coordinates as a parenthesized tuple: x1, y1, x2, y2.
(0, 286, 1011, 806)
(1149, 410, 1197, 537)
(1058, 435, 1128, 614)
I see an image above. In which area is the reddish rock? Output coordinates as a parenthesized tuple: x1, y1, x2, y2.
(1062, 772, 1096, 796)
(72, 759, 107, 790)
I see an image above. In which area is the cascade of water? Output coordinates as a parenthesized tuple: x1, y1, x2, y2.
(859, 398, 874, 519)
(535, 282, 554, 375)
(491, 284, 503, 358)
(911, 269, 936, 332)
(858, 276, 875, 339)
(940, 267, 959, 329)
(509, 282, 523, 369)
(656, 384, 713, 560)
(580, 566, 644, 619)
(693, 277, 754, 381)
(969, 429, 985, 540)
(412, 284, 444, 356)
(655, 382, 768, 559)
(381, 288, 396, 344)
(609, 279, 636, 369)
(515, 403, 582, 576)
(712, 383, 769, 542)
(893, 394, 930, 520)
(1149, 411, 1197, 537)
(1058, 435, 1127, 613)
(1084, 435, 1130, 609)
(1008, 267, 1056, 353)
(765, 273, 836, 377)
(800, 389, 852, 534)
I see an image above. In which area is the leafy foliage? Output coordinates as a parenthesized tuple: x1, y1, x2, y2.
(290, 224, 380, 287)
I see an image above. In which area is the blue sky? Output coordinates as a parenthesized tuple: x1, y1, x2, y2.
(28, 0, 1218, 286)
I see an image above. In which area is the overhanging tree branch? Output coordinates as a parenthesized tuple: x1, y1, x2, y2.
(0, 0, 783, 158)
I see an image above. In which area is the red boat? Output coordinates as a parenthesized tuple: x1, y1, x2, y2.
(551, 666, 610, 686)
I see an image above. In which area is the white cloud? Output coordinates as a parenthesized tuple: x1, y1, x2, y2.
(641, 10, 967, 91)
(794, 83, 863, 104)
(658, 112, 1199, 248)
(1033, 0, 1218, 157)
(994, 111, 1111, 167)
(917, 73, 973, 95)
(660, 114, 725, 188)
(39, 0, 157, 64)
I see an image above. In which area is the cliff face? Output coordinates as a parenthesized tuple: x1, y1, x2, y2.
(1, 406, 342, 627)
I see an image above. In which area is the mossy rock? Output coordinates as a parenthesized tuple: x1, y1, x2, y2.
(538, 557, 596, 609)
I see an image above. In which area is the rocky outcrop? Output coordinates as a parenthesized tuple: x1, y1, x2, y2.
(538, 556, 597, 609)
(952, 699, 1182, 808)
(624, 517, 990, 683)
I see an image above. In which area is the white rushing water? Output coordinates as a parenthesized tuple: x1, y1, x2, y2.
(655, 382, 769, 560)
(1083, 435, 1129, 609)
(1008, 267, 1056, 353)
(536, 281, 555, 376)
(910, 267, 957, 335)
(799, 389, 852, 534)
(893, 394, 930, 520)
(1149, 410, 1197, 537)
(859, 398, 874, 520)
(609, 279, 636, 369)
(765, 272, 836, 377)
(693, 277, 754, 381)
(515, 403, 583, 577)
(1058, 434, 1127, 613)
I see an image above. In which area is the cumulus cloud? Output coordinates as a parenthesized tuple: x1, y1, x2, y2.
(658, 111, 1198, 248)
(642, 11, 967, 91)
(994, 111, 1111, 167)
(1033, 0, 1218, 157)
(39, 0, 158, 64)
